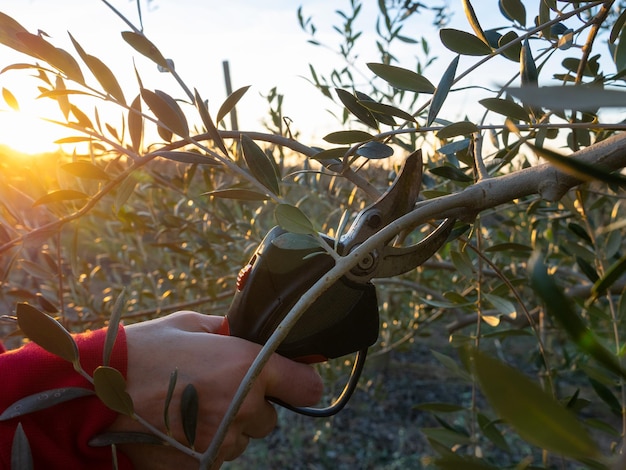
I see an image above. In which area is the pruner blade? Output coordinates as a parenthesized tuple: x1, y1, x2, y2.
(338, 149, 455, 283)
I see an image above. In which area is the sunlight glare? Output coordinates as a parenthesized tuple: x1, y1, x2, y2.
(0, 109, 61, 155)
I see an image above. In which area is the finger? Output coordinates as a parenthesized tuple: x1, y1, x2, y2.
(263, 355, 323, 407)
(240, 400, 277, 438)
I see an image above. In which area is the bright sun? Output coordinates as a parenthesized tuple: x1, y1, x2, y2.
(0, 109, 62, 155)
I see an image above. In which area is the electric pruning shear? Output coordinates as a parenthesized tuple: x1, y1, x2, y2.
(218, 150, 455, 417)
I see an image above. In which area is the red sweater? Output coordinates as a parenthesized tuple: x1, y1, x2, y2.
(0, 327, 132, 469)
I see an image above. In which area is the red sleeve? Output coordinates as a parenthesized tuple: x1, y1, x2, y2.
(0, 326, 133, 469)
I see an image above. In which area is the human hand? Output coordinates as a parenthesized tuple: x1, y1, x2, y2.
(108, 311, 323, 469)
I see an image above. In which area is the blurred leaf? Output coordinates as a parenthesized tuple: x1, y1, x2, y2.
(507, 86, 626, 111)
(484, 293, 516, 317)
(128, 94, 143, 152)
(431, 350, 471, 382)
(355, 141, 394, 159)
(61, 161, 110, 180)
(0, 387, 94, 421)
(2, 87, 18, 110)
(33, 189, 88, 207)
(141, 88, 188, 137)
(0, 12, 32, 56)
(204, 188, 270, 201)
(499, 0, 526, 26)
(11, 423, 33, 470)
(70, 104, 93, 129)
(462, 0, 489, 45)
(323, 130, 373, 144)
(164, 369, 178, 434)
(16, 303, 79, 365)
(115, 174, 138, 211)
(591, 253, 626, 300)
(439, 29, 492, 56)
(103, 289, 125, 367)
(240, 135, 280, 195)
(437, 138, 470, 156)
(428, 55, 458, 126)
(576, 256, 599, 283)
(366, 63, 435, 93)
(479, 97, 529, 122)
(437, 121, 478, 139)
(16, 32, 84, 83)
(477, 413, 510, 452)
(121, 31, 168, 69)
(194, 88, 228, 155)
(529, 253, 626, 379)
(216, 85, 250, 124)
(54, 136, 92, 144)
(181, 383, 199, 447)
(610, 10, 626, 44)
(19, 259, 54, 280)
(472, 348, 599, 459)
(434, 454, 497, 470)
(422, 427, 471, 447)
(527, 143, 626, 187)
(69, 33, 125, 104)
(589, 378, 622, 416)
(335, 88, 378, 128)
(93, 366, 134, 416)
(152, 150, 218, 165)
(484, 242, 532, 253)
(429, 165, 473, 182)
(54, 75, 70, 119)
(275, 204, 316, 235)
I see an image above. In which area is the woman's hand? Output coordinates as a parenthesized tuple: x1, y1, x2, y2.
(108, 311, 323, 469)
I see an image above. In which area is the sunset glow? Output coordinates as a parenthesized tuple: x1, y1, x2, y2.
(0, 109, 61, 155)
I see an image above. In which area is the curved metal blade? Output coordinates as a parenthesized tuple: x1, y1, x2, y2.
(374, 218, 456, 278)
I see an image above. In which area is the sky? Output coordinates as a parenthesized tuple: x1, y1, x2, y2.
(0, 0, 469, 154)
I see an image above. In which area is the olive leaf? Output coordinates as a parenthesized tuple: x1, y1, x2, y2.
(164, 369, 178, 434)
(121, 31, 169, 69)
(181, 383, 199, 448)
(203, 188, 270, 201)
(128, 94, 143, 152)
(275, 204, 316, 235)
(32, 189, 89, 207)
(103, 289, 126, 367)
(439, 29, 492, 56)
(2, 87, 18, 110)
(0, 388, 94, 421)
(323, 130, 373, 144)
(61, 161, 110, 180)
(428, 55, 459, 126)
(216, 85, 251, 124)
(16, 303, 79, 366)
(93, 366, 134, 417)
(366, 63, 435, 93)
(240, 135, 280, 196)
(194, 88, 228, 155)
(140, 88, 188, 137)
(11, 423, 33, 470)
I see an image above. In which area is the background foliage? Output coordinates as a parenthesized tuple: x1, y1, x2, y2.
(2, 0, 626, 469)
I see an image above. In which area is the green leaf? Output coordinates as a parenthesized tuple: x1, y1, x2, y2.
(141, 88, 188, 137)
(32, 189, 89, 207)
(126, 94, 143, 152)
(93, 366, 134, 416)
(181, 383, 199, 448)
(529, 252, 626, 379)
(479, 97, 530, 122)
(2, 87, 18, 110)
(61, 161, 110, 180)
(311, 147, 350, 161)
(471, 348, 599, 459)
(69, 33, 125, 104)
(203, 188, 270, 201)
(506, 86, 626, 111)
(527, 143, 626, 187)
(16, 32, 84, 83)
(439, 29, 492, 56)
(272, 232, 323, 251)
(462, 0, 489, 45)
(240, 135, 280, 195)
(115, 174, 138, 211)
(589, 378, 622, 415)
(355, 141, 394, 159)
(11, 423, 33, 470)
(357, 99, 415, 122)
(121, 31, 169, 69)
(499, 31, 522, 62)
(335, 88, 378, 128)
(434, 454, 497, 470)
(366, 63, 435, 93)
(16, 303, 79, 365)
(591, 253, 626, 300)
(0, 387, 94, 421)
(414, 402, 465, 413)
(429, 165, 473, 182)
(520, 40, 538, 86)
(323, 130, 373, 144)
(103, 289, 125, 367)
(275, 204, 316, 235)
(164, 369, 178, 434)
(499, 0, 526, 26)
(484, 293, 516, 317)
(194, 88, 228, 155)
(477, 413, 510, 452)
(437, 121, 478, 139)
(428, 55, 459, 126)
(216, 85, 250, 124)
